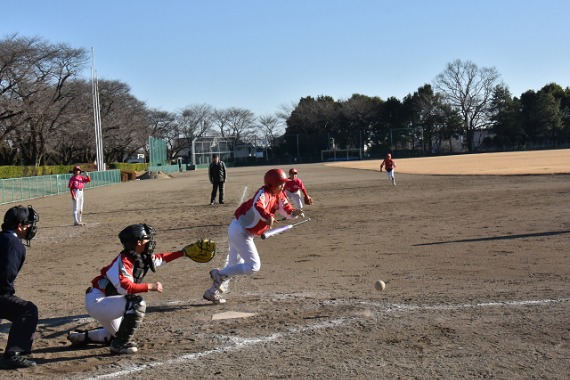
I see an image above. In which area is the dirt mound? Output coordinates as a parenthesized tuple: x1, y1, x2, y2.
(136, 170, 172, 180)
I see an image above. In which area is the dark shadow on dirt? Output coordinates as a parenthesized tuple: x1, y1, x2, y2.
(413, 230, 570, 246)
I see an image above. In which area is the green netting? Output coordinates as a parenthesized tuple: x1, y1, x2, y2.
(0, 169, 121, 205)
(149, 137, 168, 166)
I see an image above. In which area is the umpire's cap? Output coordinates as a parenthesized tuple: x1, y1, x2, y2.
(2, 205, 37, 231)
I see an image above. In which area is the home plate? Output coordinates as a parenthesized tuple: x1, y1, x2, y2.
(212, 311, 257, 320)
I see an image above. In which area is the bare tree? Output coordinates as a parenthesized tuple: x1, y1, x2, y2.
(211, 108, 230, 137)
(257, 113, 284, 146)
(0, 34, 88, 165)
(96, 79, 150, 163)
(149, 109, 179, 160)
(175, 104, 213, 158)
(225, 107, 256, 142)
(433, 59, 501, 152)
(49, 79, 94, 164)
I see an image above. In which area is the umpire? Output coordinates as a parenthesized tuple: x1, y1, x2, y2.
(208, 154, 227, 205)
(0, 205, 40, 369)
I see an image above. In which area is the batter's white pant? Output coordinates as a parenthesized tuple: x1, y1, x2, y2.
(285, 189, 303, 209)
(72, 189, 84, 224)
(385, 169, 396, 182)
(84, 288, 126, 343)
(218, 219, 260, 278)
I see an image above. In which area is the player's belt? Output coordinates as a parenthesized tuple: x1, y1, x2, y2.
(85, 287, 93, 294)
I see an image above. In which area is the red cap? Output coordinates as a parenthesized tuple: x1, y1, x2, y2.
(289, 168, 298, 175)
(73, 166, 81, 171)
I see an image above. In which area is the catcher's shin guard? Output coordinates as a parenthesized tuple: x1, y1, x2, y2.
(111, 295, 146, 354)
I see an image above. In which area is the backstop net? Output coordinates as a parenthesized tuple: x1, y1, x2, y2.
(192, 137, 236, 168)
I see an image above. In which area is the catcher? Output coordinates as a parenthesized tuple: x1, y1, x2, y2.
(67, 223, 215, 354)
(283, 168, 313, 211)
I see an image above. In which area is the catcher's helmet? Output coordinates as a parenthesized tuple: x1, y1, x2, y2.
(264, 168, 289, 188)
(119, 224, 156, 251)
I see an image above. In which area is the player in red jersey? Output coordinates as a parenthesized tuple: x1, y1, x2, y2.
(203, 169, 304, 304)
(380, 153, 397, 186)
(68, 165, 91, 226)
(283, 168, 313, 212)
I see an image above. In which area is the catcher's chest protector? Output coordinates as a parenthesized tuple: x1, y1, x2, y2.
(129, 253, 150, 284)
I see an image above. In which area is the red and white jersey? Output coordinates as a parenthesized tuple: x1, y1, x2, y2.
(283, 178, 308, 197)
(382, 158, 395, 171)
(69, 174, 91, 190)
(234, 186, 295, 236)
(91, 250, 183, 295)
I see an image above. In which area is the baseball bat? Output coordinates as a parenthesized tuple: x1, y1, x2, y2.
(260, 218, 311, 240)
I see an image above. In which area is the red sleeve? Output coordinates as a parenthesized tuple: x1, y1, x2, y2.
(156, 251, 184, 263)
(118, 260, 149, 294)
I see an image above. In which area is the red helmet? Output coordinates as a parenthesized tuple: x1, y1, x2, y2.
(264, 169, 289, 188)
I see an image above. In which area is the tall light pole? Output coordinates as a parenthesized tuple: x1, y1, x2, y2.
(91, 48, 105, 171)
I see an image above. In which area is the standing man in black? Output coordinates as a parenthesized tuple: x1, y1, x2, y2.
(0, 205, 40, 369)
(209, 154, 227, 205)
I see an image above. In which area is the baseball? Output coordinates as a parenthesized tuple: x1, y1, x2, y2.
(375, 280, 386, 291)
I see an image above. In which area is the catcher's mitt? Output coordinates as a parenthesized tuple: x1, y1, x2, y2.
(304, 195, 314, 205)
(183, 239, 216, 263)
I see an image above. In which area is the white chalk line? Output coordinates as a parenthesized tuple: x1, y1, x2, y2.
(84, 317, 351, 380)
(82, 296, 569, 379)
(328, 297, 570, 312)
(240, 185, 248, 205)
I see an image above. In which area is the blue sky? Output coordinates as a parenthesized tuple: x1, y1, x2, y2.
(3, 0, 569, 117)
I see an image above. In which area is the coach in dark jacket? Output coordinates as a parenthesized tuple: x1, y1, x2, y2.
(208, 154, 227, 205)
(0, 205, 40, 369)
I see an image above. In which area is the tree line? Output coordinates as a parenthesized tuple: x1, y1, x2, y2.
(1, 34, 569, 167)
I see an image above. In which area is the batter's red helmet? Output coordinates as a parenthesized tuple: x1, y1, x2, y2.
(264, 169, 289, 188)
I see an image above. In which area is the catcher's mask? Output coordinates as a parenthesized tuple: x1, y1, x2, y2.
(2, 205, 39, 246)
(264, 168, 289, 188)
(118, 223, 157, 256)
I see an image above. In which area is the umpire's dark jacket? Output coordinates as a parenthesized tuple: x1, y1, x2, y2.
(209, 161, 227, 183)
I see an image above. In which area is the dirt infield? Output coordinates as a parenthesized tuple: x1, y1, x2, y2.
(329, 149, 570, 175)
(1, 151, 569, 379)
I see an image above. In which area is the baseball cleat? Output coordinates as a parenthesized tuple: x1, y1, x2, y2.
(203, 288, 226, 304)
(218, 278, 231, 294)
(209, 269, 228, 291)
(0, 353, 36, 369)
(109, 341, 138, 354)
(67, 330, 89, 346)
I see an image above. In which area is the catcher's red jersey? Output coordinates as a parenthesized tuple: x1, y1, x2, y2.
(91, 250, 183, 295)
(234, 186, 295, 236)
